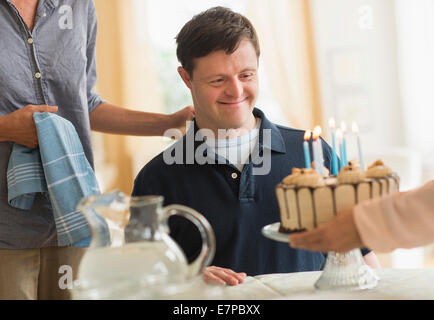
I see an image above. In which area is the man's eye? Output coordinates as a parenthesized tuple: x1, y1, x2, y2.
(210, 79, 224, 84)
(241, 73, 254, 79)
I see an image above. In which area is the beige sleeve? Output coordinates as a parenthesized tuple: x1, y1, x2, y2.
(353, 180, 434, 253)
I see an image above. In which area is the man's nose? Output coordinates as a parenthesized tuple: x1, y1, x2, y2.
(224, 78, 243, 98)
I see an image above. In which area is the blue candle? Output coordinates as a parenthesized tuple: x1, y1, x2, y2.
(341, 122, 349, 166)
(343, 137, 348, 166)
(303, 130, 312, 169)
(332, 134, 339, 175)
(336, 129, 344, 170)
(340, 142, 346, 169)
(329, 119, 339, 176)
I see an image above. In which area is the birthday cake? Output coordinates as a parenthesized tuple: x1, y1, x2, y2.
(276, 160, 400, 233)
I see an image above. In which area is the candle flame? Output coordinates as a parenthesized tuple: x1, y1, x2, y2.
(336, 128, 343, 140)
(313, 126, 322, 140)
(340, 122, 347, 133)
(329, 118, 336, 129)
(352, 122, 359, 134)
(304, 130, 312, 141)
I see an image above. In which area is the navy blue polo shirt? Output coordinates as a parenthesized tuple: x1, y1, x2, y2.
(132, 108, 369, 276)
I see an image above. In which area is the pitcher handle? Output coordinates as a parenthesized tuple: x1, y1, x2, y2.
(163, 205, 216, 278)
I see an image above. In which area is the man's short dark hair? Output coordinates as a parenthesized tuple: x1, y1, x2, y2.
(176, 6, 261, 77)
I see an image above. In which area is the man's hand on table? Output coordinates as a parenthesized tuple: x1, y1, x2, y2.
(0, 105, 58, 148)
(203, 266, 247, 286)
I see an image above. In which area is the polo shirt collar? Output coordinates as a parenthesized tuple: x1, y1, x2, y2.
(190, 108, 286, 154)
(253, 108, 286, 154)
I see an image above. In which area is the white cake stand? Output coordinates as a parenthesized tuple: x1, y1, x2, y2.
(262, 223, 379, 291)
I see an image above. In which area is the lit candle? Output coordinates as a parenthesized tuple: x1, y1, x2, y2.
(336, 129, 344, 170)
(303, 130, 312, 169)
(313, 126, 324, 176)
(352, 122, 365, 170)
(340, 122, 349, 166)
(329, 118, 339, 176)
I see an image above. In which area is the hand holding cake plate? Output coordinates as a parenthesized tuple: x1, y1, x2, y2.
(267, 160, 399, 291)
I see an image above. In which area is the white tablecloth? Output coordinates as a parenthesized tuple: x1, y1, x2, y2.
(165, 269, 434, 300)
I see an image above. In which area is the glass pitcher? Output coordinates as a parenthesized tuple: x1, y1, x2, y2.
(73, 190, 216, 300)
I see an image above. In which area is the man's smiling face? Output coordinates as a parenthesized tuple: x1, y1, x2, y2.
(178, 39, 259, 135)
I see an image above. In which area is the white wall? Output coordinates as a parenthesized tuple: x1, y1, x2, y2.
(309, 0, 405, 154)
(309, 0, 430, 269)
(394, 0, 434, 185)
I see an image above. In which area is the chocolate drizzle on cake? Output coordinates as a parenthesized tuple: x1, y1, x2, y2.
(295, 189, 302, 230)
(276, 159, 400, 234)
(277, 176, 399, 233)
(311, 188, 317, 228)
(283, 189, 290, 220)
(331, 187, 337, 217)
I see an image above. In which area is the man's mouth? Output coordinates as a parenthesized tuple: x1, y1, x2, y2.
(218, 98, 248, 106)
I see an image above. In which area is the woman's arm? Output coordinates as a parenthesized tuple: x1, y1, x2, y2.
(89, 102, 194, 137)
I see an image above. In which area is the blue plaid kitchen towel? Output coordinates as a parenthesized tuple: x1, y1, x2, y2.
(7, 112, 100, 247)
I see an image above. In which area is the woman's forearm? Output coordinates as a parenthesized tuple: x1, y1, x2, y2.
(89, 102, 173, 136)
(0, 114, 10, 141)
(354, 180, 434, 252)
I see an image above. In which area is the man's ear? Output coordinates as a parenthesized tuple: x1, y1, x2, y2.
(178, 67, 193, 90)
